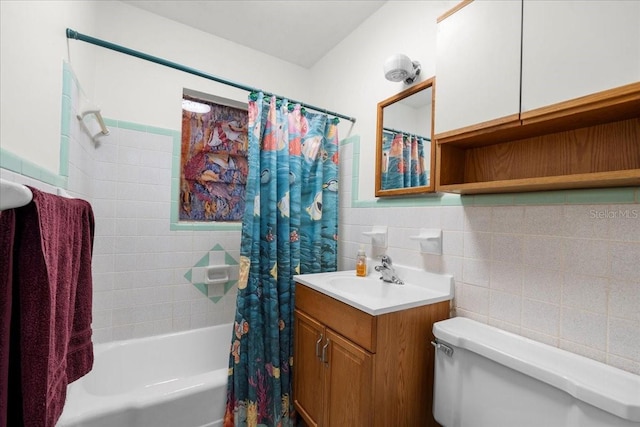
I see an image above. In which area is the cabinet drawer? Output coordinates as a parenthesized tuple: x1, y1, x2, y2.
(295, 283, 377, 353)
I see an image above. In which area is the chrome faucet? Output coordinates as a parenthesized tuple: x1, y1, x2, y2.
(374, 255, 404, 285)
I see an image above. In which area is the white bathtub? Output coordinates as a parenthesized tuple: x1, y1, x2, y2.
(57, 323, 232, 427)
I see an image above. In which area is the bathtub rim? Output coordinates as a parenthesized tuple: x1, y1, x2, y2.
(93, 322, 234, 352)
(58, 323, 233, 427)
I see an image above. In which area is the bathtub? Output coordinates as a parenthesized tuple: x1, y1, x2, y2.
(57, 323, 232, 427)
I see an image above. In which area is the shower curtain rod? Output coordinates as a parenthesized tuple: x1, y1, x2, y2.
(66, 28, 356, 123)
(383, 127, 431, 141)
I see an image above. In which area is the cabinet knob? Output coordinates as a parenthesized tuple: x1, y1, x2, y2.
(315, 334, 324, 359)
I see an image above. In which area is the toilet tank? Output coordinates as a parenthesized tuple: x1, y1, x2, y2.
(432, 317, 640, 427)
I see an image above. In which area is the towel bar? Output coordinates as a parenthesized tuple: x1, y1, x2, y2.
(0, 178, 33, 210)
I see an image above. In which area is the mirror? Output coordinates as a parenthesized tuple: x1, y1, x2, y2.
(375, 77, 435, 196)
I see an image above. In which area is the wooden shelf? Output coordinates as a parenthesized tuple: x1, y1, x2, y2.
(436, 83, 640, 148)
(437, 170, 640, 195)
(436, 83, 640, 194)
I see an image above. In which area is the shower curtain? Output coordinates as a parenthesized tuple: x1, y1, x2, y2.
(381, 131, 428, 190)
(224, 93, 339, 427)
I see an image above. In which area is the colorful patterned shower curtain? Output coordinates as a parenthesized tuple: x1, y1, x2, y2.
(381, 131, 428, 190)
(224, 93, 339, 427)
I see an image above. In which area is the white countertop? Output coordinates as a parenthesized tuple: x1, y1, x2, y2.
(294, 267, 454, 316)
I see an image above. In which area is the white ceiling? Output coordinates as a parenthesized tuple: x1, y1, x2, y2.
(122, 0, 387, 68)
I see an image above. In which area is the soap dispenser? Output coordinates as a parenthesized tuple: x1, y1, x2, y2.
(356, 245, 367, 277)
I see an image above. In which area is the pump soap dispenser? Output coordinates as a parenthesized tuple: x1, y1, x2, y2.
(356, 245, 367, 277)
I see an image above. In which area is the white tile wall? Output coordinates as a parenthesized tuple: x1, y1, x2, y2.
(339, 143, 640, 375)
(2, 74, 239, 344)
(85, 125, 237, 343)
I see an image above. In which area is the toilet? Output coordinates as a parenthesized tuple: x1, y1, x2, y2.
(432, 317, 640, 427)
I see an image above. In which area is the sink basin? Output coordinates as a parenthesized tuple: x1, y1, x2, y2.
(294, 269, 453, 315)
(327, 275, 385, 290)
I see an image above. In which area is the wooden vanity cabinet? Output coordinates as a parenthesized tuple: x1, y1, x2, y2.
(293, 283, 450, 427)
(294, 311, 328, 427)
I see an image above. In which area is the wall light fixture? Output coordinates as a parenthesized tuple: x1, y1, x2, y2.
(383, 54, 421, 84)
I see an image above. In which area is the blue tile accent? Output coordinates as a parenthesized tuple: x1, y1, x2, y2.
(473, 194, 515, 206)
(194, 253, 209, 268)
(62, 67, 72, 97)
(183, 244, 239, 303)
(21, 160, 43, 180)
(0, 148, 63, 188)
(40, 169, 60, 187)
(0, 148, 23, 173)
(440, 194, 464, 206)
(55, 175, 68, 189)
(225, 252, 239, 265)
(116, 120, 147, 132)
(146, 125, 177, 137)
(60, 95, 71, 137)
(514, 191, 567, 205)
(59, 135, 70, 177)
(103, 117, 118, 127)
(171, 221, 242, 231)
(566, 188, 636, 204)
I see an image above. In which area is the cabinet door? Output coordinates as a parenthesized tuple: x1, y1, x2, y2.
(294, 310, 325, 427)
(435, 0, 522, 137)
(521, 0, 640, 113)
(323, 329, 373, 427)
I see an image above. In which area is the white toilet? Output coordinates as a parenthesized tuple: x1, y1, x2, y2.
(432, 317, 640, 427)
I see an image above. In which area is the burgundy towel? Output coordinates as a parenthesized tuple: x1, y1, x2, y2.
(0, 210, 16, 427)
(0, 188, 95, 427)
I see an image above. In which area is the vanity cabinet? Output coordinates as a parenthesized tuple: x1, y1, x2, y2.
(294, 310, 373, 427)
(294, 312, 326, 426)
(293, 283, 450, 427)
(434, 0, 640, 194)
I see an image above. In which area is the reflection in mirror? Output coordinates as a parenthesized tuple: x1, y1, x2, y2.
(380, 130, 429, 190)
(375, 78, 435, 197)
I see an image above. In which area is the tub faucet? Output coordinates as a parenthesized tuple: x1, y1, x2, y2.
(374, 255, 404, 285)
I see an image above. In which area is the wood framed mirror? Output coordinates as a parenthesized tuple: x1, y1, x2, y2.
(375, 77, 436, 197)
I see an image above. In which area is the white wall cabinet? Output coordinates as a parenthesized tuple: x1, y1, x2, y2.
(434, 0, 522, 137)
(435, 0, 640, 140)
(435, 0, 640, 194)
(521, 0, 640, 114)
